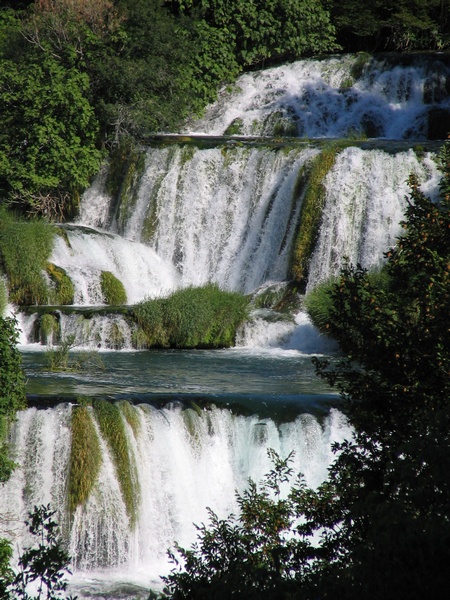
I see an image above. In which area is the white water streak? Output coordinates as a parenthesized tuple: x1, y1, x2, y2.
(307, 148, 440, 289)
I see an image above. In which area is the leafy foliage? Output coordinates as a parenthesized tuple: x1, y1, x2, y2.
(163, 451, 316, 600)
(2, 505, 76, 600)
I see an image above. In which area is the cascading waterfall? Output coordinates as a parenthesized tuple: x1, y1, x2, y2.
(1, 403, 352, 594)
(188, 54, 450, 138)
(6, 54, 449, 597)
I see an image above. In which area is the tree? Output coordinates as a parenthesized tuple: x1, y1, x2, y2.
(1, 505, 77, 600)
(0, 45, 101, 218)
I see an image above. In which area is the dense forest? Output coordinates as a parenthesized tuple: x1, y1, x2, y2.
(1, 0, 450, 219)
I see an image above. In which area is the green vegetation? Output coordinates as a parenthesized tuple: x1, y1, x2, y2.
(39, 313, 59, 345)
(162, 141, 450, 599)
(0, 278, 7, 316)
(0, 2, 448, 220)
(133, 284, 250, 349)
(46, 263, 75, 305)
(119, 400, 141, 438)
(0, 209, 55, 305)
(1, 505, 76, 600)
(93, 399, 140, 527)
(44, 335, 104, 372)
(291, 147, 340, 285)
(100, 271, 128, 305)
(68, 404, 102, 514)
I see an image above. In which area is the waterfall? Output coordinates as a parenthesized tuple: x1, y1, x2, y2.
(8, 54, 449, 597)
(189, 54, 450, 138)
(1, 403, 352, 594)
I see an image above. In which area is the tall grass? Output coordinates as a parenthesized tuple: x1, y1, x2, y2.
(132, 284, 250, 349)
(303, 278, 337, 332)
(291, 147, 340, 285)
(0, 208, 55, 305)
(93, 399, 140, 527)
(68, 404, 102, 513)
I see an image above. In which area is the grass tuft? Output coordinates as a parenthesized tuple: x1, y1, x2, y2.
(0, 208, 55, 305)
(132, 284, 250, 349)
(68, 404, 102, 514)
(93, 399, 140, 527)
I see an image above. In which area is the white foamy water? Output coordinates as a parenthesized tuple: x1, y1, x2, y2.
(307, 148, 440, 289)
(188, 54, 450, 138)
(50, 225, 179, 305)
(0, 403, 352, 595)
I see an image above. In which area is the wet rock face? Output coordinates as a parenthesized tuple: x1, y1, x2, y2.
(428, 108, 450, 140)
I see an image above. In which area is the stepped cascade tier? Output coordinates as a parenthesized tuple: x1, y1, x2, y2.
(2, 53, 449, 598)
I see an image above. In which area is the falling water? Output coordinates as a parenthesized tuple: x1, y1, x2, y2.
(6, 54, 449, 597)
(1, 402, 352, 595)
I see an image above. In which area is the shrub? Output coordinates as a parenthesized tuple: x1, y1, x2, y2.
(133, 284, 250, 349)
(0, 209, 55, 305)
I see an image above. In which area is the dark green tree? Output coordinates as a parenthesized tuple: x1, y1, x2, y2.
(1, 505, 77, 600)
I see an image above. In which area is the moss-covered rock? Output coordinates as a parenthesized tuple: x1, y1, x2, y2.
(93, 399, 140, 527)
(100, 271, 127, 305)
(291, 146, 340, 286)
(46, 263, 75, 305)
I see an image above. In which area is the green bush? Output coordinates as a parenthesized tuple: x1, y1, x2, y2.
(0, 315, 26, 483)
(68, 404, 102, 513)
(0, 209, 55, 305)
(303, 278, 337, 332)
(133, 284, 250, 349)
(100, 271, 127, 306)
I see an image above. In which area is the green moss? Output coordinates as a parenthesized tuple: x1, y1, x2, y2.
(119, 400, 141, 438)
(132, 284, 250, 349)
(106, 139, 147, 233)
(46, 263, 75, 305)
(291, 147, 340, 285)
(107, 321, 125, 349)
(350, 52, 372, 80)
(0, 208, 55, 305)
(224, 118, 244, 136)
(93, 399, 140, 527)
(68, 405, 102, 513)
(0, 278, 7, 316)
(100, 271, 127, 305)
